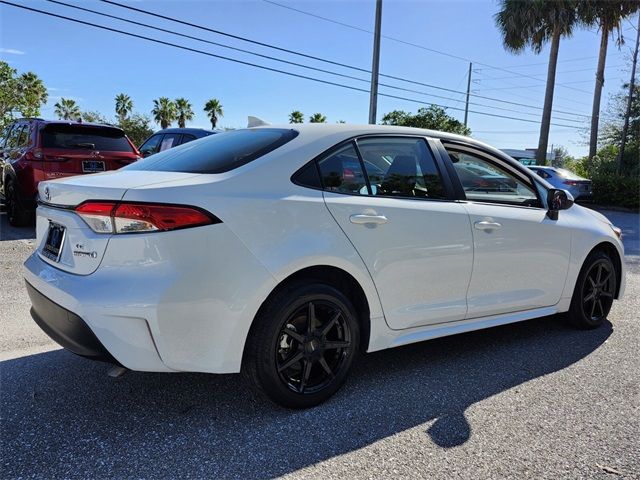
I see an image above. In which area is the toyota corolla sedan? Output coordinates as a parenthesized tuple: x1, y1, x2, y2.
(24, 125, 625, 408)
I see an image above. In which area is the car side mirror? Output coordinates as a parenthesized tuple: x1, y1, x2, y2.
(547, 188, 574, 220)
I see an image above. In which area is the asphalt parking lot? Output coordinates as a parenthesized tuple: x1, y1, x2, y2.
(1, 207, 638, 479)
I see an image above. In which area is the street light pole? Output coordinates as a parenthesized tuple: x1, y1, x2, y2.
(368, 0, 383, 125)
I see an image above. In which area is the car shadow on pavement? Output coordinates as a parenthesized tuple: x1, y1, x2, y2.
(1, 315, 611, 478)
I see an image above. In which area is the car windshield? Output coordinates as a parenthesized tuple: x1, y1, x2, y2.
(126, 128, 298, 174)
(42, 124, 133, 152)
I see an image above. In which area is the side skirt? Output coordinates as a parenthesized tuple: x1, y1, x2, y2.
(367, 302, 570, 353)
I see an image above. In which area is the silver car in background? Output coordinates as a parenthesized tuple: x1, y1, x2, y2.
(528, 166, 593, 201)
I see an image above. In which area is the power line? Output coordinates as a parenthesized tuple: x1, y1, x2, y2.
(0, 0, 586, 130)
(72, 0, 589, 120)
(41, 0, 584, 123)
(259, 0, 599, 94)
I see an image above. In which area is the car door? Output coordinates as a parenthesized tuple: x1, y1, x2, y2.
(319, 136, 474, 330)
(440, 141, 572, 318)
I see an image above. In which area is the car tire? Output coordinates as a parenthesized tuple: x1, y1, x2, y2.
(6, 181, 32, 227)
(242, 281, 360, 409)
(568, 250, 617, 329)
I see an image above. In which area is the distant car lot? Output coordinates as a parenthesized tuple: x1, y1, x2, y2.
(0, 205, 638, 478)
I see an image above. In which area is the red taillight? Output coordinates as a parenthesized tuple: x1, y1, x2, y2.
(75, 201, 219, 234)
(563, 180, 579, 186)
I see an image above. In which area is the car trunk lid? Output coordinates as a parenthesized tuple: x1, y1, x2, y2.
(35, 170, 202, 275)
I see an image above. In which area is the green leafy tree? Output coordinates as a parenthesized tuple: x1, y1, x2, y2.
(152, 97, 176, 129)
(54, 98, 81, 120)
(204, 98, 224, 129)
(578, 1, 639, 159)
(381, 105, 471, 135)
(115, 93, 133, 124)
(81, 111, 109, 124)
(309, 113, 327, 123)
(0, 61, 48, 129)
(289, 110, 304, 123)
(495, 0, 579, 165)
(175, 97, 194, 128)
(119, 113, 154, 148)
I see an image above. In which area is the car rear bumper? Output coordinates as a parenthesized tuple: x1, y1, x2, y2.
(25, 281, 117, 364)
(23, 223, 278, 374)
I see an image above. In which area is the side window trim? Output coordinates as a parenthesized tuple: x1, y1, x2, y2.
(441, 142, 545, 209)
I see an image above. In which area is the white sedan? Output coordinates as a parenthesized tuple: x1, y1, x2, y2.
(24, 124, 625, 408)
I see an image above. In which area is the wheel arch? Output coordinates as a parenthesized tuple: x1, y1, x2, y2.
(589, 241, 623, 299)
(245, 265, 373, 357)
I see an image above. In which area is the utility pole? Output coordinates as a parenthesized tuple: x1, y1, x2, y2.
(464, 62, 472, 126)
(368, 0, 383, 125)
(618, 13, 640, 174)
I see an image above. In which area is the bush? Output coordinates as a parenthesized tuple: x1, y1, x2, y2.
(590, 174, 639, 210)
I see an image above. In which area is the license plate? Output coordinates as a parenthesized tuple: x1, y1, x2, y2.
(42, 222, 66, 262)
(581, 185, 589, 191)
(82, 160, 105, 173)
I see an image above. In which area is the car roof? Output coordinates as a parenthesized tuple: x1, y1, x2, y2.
(254, 123, 518, 162)
(20, 119, 125, 132)
(153, 127, 218, 135)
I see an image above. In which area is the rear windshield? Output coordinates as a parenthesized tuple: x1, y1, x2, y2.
(42, 124, 133, 152)
(126, 128, 298, 174)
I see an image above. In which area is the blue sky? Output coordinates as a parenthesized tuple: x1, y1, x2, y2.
(1, 0, 638, 156)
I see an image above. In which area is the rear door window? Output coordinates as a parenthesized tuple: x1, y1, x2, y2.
(41, 124, 133, 152)
(5, 125, 22, 149)
(127, 128, 298, 174)
(357, 137, 447, 199)
(159, 133, 181, 152)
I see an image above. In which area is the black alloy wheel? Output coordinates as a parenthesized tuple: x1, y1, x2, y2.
(569, 250, 617, 329)
(276, 300, 352, 395)
(243, 282, 360, 409)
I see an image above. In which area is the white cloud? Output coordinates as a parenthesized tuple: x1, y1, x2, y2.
(0, 48, 25, 55)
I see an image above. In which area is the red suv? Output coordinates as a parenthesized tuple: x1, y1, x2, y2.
(0, 119, 140, 226)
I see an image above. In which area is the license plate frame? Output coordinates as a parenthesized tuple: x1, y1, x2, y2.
(82, 160, 105, 173)
(42, 222, 66, 262)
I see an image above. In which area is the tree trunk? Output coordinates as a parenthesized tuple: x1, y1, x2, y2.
(589, 27, 608, 159)
(537, 29, 561, 166)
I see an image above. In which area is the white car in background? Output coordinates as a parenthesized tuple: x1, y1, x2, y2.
(24, 125, 625, 408)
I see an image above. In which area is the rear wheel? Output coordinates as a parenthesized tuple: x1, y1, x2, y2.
(5, 181, 32, 227)
(242, 282, 360, 409)
(568, 250, 617, 329)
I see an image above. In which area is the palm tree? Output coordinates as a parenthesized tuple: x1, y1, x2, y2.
(152, 97, 176, 129)
(204, 98, 223, 129)
(578, 1, 639, 159)
(115, 93, 133, 124)
(54, 98, 81, 120)
(18, 72, 48, 117)
(495, 0, 579, 165)
(289, 110, 304, 123)
(175, 97, 195, 128)
(309, 113, 327, 123)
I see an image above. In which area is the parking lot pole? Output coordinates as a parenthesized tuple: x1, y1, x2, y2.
(368, 0, 383, 124)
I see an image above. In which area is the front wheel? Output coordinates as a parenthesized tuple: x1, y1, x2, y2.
(568, 250, 617, 329)
(242, 282, 360, 409)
